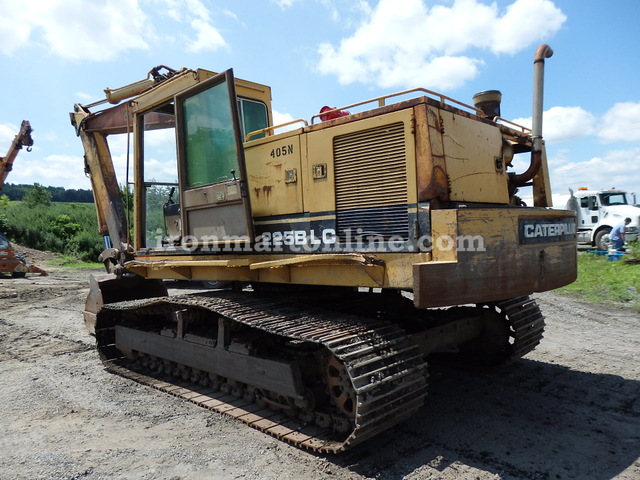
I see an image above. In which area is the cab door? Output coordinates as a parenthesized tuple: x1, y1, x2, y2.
(175, 70, 254, 247)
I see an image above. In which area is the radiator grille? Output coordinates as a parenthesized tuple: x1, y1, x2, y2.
(333, 122, 409, 239)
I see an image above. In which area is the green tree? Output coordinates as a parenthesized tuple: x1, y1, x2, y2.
(24, 183, 52, 207)
(50, 214, 81, 241)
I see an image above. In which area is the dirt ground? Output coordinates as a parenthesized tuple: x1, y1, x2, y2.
(0, 264, 639, 480)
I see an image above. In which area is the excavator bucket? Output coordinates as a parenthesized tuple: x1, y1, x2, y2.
(84, 273, 168, 334)
(17, 263, 47, 276)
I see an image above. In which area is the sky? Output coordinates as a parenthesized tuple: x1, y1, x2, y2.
(1, 0, 639, 207)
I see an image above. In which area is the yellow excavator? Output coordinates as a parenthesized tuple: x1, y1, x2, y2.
(71, 46, 576, 452)
(0, 121, 46, 277)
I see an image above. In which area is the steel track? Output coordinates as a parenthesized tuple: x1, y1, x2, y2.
(95, 292, 544, 452)
(98, 291, 429, 453)
(493, 296, 546, 363)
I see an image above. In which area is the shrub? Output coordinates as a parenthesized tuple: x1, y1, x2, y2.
(2, 200, 101, 261)
(23, 183, 52, 207)
(51, 214, 81, 241)
(68, 232, 104, 262)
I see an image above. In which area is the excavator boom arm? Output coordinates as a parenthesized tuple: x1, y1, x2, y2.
(70, 107, 130, 267)
(0, 120, 33, 190)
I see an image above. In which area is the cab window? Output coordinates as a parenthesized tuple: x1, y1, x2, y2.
(600, 193, 628, 206)
(181, 82, 239, 188)
(237, 97, 268, 140)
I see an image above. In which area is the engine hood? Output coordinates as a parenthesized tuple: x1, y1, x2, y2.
(603, 205, 640, 225)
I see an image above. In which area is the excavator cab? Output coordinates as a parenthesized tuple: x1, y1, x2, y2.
(130, 69, 269, 252)
(173, 70, 255, 248)
(151, 70, 270, 250)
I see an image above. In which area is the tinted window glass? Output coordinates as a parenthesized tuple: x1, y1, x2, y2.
(182, 82, 238, 188)
(238, 98, 268, 140)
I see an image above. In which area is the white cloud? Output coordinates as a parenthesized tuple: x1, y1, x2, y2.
(182, 0, 210, 20)
(508, 107, 640, 205)
(272, 110, 304, 134)
(165, 0, 227, 52)
(143, 128, 176, 150)
(186, 18, 227, 53)
(552, 147, 640, 194)
(316, 0, 566, 90)
(0, 123, 21, 144)
(491, 0, 566, 54)
(512, 106, 596, 143)
(223, 9, 242, 25)
(0, 0, 227, 61)
(0, 4, 32, 56)
(513, 102, 640, 145)
(382, 55, 482, 90)
(0, 0, 152, 61)
(598, 102, 640, 143)
(75, 92, 95, 102)
(273, 0, 301, 9)
(5, 154, 91, 190)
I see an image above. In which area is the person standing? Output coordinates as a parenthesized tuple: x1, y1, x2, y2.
(609, 217, 632, 251)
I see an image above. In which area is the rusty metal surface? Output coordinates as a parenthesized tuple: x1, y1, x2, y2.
(79, 102, 132, 134)
(415, 104, 449, 203)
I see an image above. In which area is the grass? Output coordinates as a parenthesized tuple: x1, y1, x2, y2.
(46, 255, 103, 269)
(556, 250, 640, 311)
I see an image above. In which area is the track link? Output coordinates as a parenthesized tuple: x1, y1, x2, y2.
(98, 291, 428, 453)
(494, 296, 546, 363)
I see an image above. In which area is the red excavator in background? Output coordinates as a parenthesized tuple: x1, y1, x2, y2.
(0, 120, 47, 277)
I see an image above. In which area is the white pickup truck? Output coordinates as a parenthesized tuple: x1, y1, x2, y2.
(566, 188, 639, 250)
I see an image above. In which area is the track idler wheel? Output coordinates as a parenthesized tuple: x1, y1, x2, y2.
(325, 355, 356, 417)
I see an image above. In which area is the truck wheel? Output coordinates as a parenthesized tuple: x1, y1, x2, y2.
(595, 228, 612, 251)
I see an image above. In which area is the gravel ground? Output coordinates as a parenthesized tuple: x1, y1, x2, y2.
(0, 266, 639, 480)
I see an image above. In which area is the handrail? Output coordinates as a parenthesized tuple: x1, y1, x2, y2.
(310, 87, 486, 124)
(245, 119, 308, 142)
(494, 117, 532, 134)
(245, 86, 532, 142)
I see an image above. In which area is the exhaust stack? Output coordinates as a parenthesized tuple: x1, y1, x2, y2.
(511, 44, 553, 190)
(531, 44, 554, 143)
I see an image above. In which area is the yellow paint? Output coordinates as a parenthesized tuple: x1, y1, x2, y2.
(244, 132, 303, 216)
(431, 209, 458, 262)
(439, 110, 509, 203)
